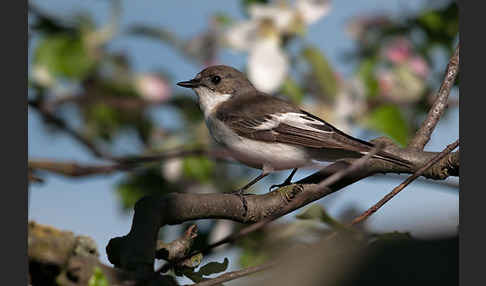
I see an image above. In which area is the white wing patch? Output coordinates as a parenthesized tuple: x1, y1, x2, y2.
(252, 112, 332, 133)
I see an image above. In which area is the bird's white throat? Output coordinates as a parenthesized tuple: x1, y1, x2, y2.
(193, 87, 232, 117)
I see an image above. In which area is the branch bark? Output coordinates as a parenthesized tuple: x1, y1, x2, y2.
(28, 148, 231, 179)
(408, 45, 459, 150)
(106, 139, 459, 274)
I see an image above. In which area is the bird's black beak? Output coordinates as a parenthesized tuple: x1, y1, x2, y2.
(176, 78, 200, 88)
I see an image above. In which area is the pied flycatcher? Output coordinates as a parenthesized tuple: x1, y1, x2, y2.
(177, 65, 410, 194)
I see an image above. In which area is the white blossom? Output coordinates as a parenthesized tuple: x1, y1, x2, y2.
(247, 37, 289, 93)
(134, 73, 172, 103)
(296, 0, 332, 25)
(224, 0, 331, 93)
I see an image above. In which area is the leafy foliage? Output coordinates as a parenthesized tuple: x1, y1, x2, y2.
(116, 167, 181, 210)
(365, 104, 410, 146)
(88, 267, 109, 286)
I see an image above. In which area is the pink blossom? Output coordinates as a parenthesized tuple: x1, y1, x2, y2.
(408, 56, 429, 78)
(135, 74, 172, 103)
(383, 38, 411, 64)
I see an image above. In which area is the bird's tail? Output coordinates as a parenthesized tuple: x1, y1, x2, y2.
(364, 150, 412, 169)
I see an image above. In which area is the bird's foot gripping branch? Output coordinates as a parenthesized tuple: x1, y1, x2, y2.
(106, 137, 459, 274)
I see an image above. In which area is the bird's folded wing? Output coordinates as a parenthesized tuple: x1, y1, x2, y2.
(224, 110, 373, 153)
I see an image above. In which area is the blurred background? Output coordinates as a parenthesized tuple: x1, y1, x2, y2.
(28, 0, 458, 284)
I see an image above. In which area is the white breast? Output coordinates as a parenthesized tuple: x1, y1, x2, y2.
(206, 115, 312, 171)
(193, 87, 232, 118)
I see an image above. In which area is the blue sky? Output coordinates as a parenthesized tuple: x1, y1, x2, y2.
(28, 0, 458, 272)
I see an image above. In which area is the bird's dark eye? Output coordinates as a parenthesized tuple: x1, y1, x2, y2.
(211, 75, 221, 85)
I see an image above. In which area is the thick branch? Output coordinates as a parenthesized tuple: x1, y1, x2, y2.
(408, 45, 459, 150)
(106, 139, 459, 274)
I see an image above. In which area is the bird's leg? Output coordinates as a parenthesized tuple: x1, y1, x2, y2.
(269, 168, 298, 191)
(228, 171, 270, 195)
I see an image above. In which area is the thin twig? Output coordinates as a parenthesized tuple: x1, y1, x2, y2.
(370, 173, 459, 192)
(351, 139, 459, 225)
(186, 262, 275, 286)
(29, 148, 232, 178)
(28, 100, 114, 160)
(409, 45, 459, 150)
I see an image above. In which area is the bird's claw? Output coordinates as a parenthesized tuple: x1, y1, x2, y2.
(269, 179, 293, 192)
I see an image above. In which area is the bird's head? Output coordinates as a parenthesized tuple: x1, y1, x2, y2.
(177, 65, 255, 96)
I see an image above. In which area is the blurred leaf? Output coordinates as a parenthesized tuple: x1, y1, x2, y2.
(357, 58, 379, 98)
(88, 267, 108, 286)
(364, 104, 410, 146)
(213, 12, 234, 26)
(34, 34, 96, 79)
(179, 268, 205, 283)
(168, 96, 203, 124)
(414, 2, 458, 47)
(301, 46, 338, 99)
(116, 167, 180, 211)
(296, 204, 349, 231)
(182, 157, 215, 183)
(180, 253, 204, 269)
(281, 77, 305, 104)
(238, 231, 269, 268)
(199, 258, 229, 276)
(241, 0, 270, 15)
(29, 3, 77, 35)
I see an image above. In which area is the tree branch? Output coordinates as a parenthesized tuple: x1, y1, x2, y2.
(28, 149, 231, 179)
(106, 139, 459, 274)
(28, 99, 115, 160)
(408, 45, 459, 150)
(155, 146, 382, 273)
(351, 139, 459, 225)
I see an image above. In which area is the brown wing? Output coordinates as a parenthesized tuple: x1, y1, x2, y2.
(215, 93, 411, 167)
(215, 93, 372, 153)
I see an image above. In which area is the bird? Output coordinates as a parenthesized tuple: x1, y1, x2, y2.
(177, 65, 410, 195)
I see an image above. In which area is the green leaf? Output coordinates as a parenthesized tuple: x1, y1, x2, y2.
(239, 247, 269, 268)
(180, 268, 205, 283)
(182, 157, 215, 183)
(296, 204, 347, 230)
(301, 46, 338, 99)
(213, 12, 233, 26)
(34, 34, 96, 79)
(88, 267, 109, 286)
(364, 104, 410, 146)
(116, 167, 180, 211)
(357, 58, 379, 98)
(199, 258, 229, 276)
(168, 96, 203, 124)
(281, 77, 305, 104)
(185, 253, 203, 269)
(238, 231, 269, 268)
